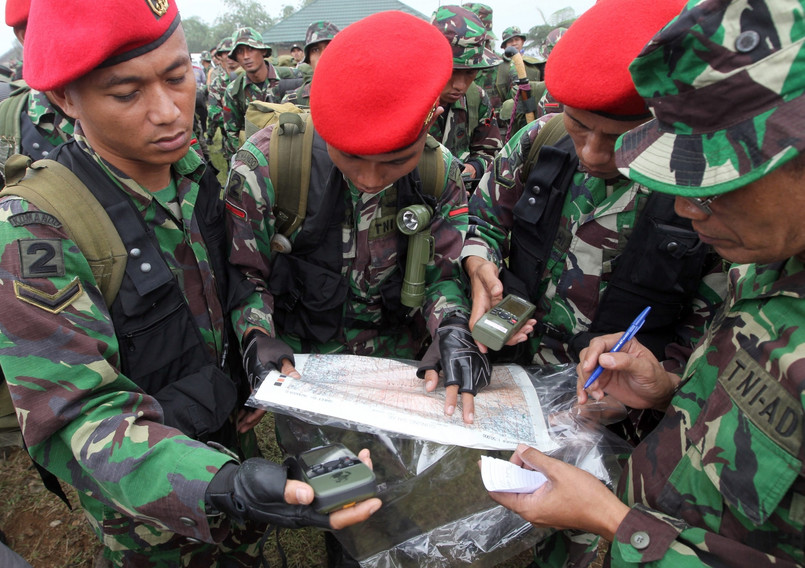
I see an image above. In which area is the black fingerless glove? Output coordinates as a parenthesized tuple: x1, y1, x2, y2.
(417, 315, 491, 395)
(242, 332, 295, 389)
(205, 459, 330, 529)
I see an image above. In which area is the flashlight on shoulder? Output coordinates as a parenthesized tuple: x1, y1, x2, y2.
(397, 204, 434, 308)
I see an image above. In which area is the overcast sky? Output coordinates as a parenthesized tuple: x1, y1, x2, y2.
(1, 0, 595, 60)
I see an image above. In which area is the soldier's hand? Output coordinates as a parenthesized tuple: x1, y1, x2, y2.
(242, 331, 295, 390)
(464, 256, 502, 353)
(417, 315, 491, 424)
(205, 454, 381, 530)
(576, 334, 681, 410)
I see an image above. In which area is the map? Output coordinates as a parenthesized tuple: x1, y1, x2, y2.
(249, 354, 559, 451)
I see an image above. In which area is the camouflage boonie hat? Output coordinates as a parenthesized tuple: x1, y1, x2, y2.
(461, 3, 497, 40)
(216, 37, 234, 54)
(431, 5, 502, 69)
(616, 0, 805, 196)
(500, 26, 526, 49)
(304, 20, 340, 63)
(228, 26, 272, 61)
(200, 50, 212, 62)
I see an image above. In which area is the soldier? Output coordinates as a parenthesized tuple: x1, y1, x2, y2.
(290, 44, 304, 64)
(200, 49, 213, 77)
(0, 0, 74, 185)
(430, 5, 503, 189)
(495, 25, 546, 140)
(206, 37, 240, 145)
(226, 10, 491, 425)
(222, 27, 280, 159)
(281, 20, 339, 107)
(0, 1, 379, 566)
(492, 1, 805, 567)
(461, 3, 500, 111)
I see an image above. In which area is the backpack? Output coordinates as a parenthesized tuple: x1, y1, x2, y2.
(0, 81, 32, 182)
(243, 100, 447, 238)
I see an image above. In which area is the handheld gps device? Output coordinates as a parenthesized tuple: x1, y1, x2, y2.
(289, 444, 377, 514)
(472, 294, 536, 351)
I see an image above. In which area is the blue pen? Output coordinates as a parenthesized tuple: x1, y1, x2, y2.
(583, 306, 652, 389)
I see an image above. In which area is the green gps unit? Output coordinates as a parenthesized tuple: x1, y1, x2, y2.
(472, 294, 536, 351)
(291, 444, 377, 514)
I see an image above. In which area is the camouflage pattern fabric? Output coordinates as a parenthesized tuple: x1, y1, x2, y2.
(431, 5, 501, 69)
(26, 89, 74, 147)
(229, 26, 271, 58)
(462, 116, 727, 367)
(225, 124, 471, 358)
(605, 259, 805, 566)
(280, 78, 311, 108)
(500, 25, 525, 48)
(617, 0, 805, 195)
(303, 20, 339, 63)
(461, 2, 496, 40)
(429, 83, 502, 179)
(0, 127, 274, 566)
(206, 66, 237, 138)
(222, 62, 280, 159)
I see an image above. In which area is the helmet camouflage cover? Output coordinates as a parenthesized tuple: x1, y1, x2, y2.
(216, 36, 234, 54)
(304, 20, 340, 63)
(432, 5, 502, 69)
(228, 26, 272, 60)
(200, 50, 212, 62)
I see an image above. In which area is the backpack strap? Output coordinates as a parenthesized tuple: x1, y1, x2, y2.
(1, 154, 127, 306)
(524, 113, 567, 172)
(0, 82, 32, 181)
(269, 112, 315, 237)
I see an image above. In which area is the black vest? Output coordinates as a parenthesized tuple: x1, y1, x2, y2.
(51, 142, 254, 445)
(502, 135, 714, 360)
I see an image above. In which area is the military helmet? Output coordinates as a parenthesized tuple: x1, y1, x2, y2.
(228, 26, 272, 61)
(200, 50, 212, 62)
(304, 20, 340, 63)
(461, 3, 496, 40)
(500, 26, 526, 50)
(431, 5, 502, 70)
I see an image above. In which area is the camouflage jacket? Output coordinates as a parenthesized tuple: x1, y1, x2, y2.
(463, 117, 727, 367)
(206, 68, 238, 136)
(0, 127, 275, 562)
(222, 62, 280, 159)
(608, 258, 805, 566)
(0, 88, 74, 183)
(429, 84, 502, 179)
(225, 125, 471, 358)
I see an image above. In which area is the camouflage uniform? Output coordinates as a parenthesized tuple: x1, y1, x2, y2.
(281, 21, 338, 108)
(222, 28, 280, 160)
(462, 3, 501, 111)
(462, 115, 727, 368)
(585, 1, 804, 565)
(431, 6, 503, 180)
(0, 128, 274, 566)
(0, 88, 74, 184)
(207, 67, 238, 140)
(225, 124, 471, 358)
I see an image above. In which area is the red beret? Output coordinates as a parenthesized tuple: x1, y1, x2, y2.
(310, 11, 453, 155)
(545, 0, 686, 119)
(23, 0, 180, 91)
(5, 0, 30, 29)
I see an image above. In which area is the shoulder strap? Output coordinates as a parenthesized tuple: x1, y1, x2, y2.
(0, 155, 127, 306)
(0, 82, 32, 177)
(466, 85, 481, 135)
(524, 113, 567, 173)
(268, 112, 315, 237)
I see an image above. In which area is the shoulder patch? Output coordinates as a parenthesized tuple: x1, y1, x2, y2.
(236, 149, 260, 171)
(18, 239, 65, 279)
(8, 211, 62, 229)
(14, 277, 83, 314)
(225, 169, 246, 202)
(720, 350, 803, 456)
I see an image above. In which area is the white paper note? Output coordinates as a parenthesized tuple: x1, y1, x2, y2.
(480, 455, 547, 493)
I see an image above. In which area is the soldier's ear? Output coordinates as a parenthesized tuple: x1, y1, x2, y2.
(47, 86, 78, 120)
